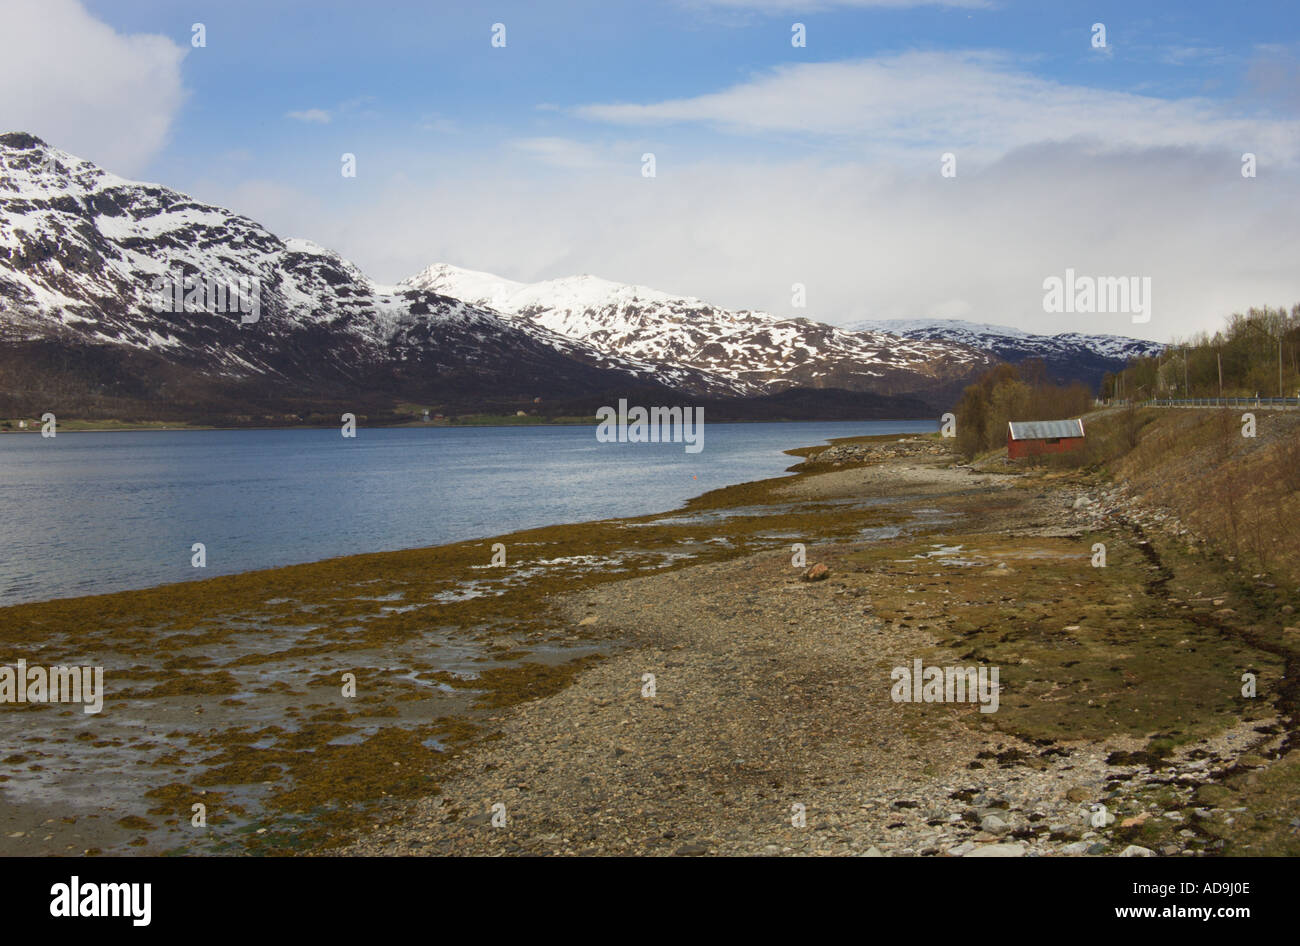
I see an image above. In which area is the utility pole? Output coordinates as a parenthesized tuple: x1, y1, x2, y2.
(1184, 347, 1189, 398)
(1217, 350, 1223, 399)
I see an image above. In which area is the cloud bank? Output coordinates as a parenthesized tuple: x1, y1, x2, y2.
(0, 0, 186, 176)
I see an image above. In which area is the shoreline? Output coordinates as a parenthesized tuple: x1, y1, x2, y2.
(1, 424, 1295, 856)
(0, 432, 937, 855)
(344, 431, 1297, 857)
(2, 420, 936, 609)
(0, 415, 936, 435)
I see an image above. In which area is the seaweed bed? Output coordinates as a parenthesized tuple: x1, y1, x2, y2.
(0, 437, 922, 855)
(3, 428, 1296, 856)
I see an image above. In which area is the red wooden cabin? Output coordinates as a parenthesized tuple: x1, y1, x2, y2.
(1007, 419, 1085, 459)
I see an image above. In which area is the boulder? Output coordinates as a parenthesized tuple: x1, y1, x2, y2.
(979, 814, 1011, 835)
(965, 843, 1025, 857)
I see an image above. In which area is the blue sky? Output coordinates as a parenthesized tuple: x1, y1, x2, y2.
(6, 0, 1300, 340)
(86, 1, 1298, 176)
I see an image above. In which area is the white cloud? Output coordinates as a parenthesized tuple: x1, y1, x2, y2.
(286, 109, 332, 124)
(1158, 45, 1230, 67)
(510, 137, 610, 170)
(417, 113, 460, 134)
(0, 0, 186, 175)
(575, 51, 1300, 168)
(192, 49, 1300, 345)
(285, 135, 1298, 346)
(286, 98, 380, 125)
(203, 179, 322, 235)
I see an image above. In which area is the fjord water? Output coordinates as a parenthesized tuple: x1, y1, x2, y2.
(0, 420, 936, 605)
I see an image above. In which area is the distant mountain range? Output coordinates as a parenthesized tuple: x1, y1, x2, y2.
(0, 133, 1159, 426)
(848, 318, 1165, 389)
(0, 132, 716, 424)
(403, 263, 997, 401)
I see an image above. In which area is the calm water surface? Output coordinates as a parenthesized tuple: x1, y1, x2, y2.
(0, 420, 936, 604)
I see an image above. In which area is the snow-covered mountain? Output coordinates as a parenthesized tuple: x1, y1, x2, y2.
(0, 133, 723, 414)
(848, 318, 1165, 387)
(1, 133, 1148, 424)
(403, 263, 998, 399)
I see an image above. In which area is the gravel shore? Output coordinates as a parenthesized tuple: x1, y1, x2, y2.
(345, 448, 1284, 856)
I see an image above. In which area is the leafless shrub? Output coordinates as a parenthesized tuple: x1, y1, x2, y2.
(1218, 476, 1241, 559)
(1277, 430, 1300, 493)
(1213, 409, 1238, 462)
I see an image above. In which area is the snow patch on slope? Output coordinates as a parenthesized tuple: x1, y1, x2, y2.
(403, 264, 997, 396)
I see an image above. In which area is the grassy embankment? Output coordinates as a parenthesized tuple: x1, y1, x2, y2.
(910, 406, 1299, 853)
(1101, 407, 1300, 853)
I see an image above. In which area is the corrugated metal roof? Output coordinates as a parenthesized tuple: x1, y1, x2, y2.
(1008, 419, 1085, 440)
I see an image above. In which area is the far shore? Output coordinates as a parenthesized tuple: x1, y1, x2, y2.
(0, 415, 933, 435)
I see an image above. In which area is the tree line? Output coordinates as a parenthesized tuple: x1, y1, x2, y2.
(1104, 304, 1300, 401)
(951, 360, 1093, 459)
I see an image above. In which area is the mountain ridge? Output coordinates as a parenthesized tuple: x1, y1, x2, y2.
(0, 133, 757, 420)
(848, 317, 1165, 388)
(401, 262, 999, 403)
(2, 133, 1154, 425)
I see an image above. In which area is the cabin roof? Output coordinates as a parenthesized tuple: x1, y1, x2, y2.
(1007, 419, 1085, 440)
